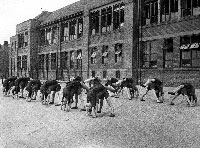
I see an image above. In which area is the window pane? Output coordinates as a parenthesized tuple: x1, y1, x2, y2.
(113, 4, 120, 29)
(120, 3, 125, 24)
(103, 71, 107, 78)
(166, 52, 173, 60)
(143, 62, 149, 67)
(192, 50, 200, 67)
(150, 61, 157, 68)
(145, 4, 150, 18)
(151, 53, 157, 60)
(193, 0, 198, 7)
(182, 51, 191, 59)
(165, 60, 173, 68)
(192, 34, 200, 43)
(144, 54, 149, 61)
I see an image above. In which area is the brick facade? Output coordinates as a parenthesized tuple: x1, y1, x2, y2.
(138, 0, 200, 88)
(9, 0, 200, 88)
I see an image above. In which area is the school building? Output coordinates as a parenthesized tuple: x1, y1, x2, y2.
(9, 0, 200, 87)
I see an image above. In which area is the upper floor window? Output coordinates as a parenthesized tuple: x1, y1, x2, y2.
(115, 43, 122, 63)
(181, 0, 200, 17)
(180, 35, 200, 67)
(52, 27, 57, 44)
(181, 0, 192, 17)
(62, 22, 69, 42)
(161, 0, 178, 22)
(11, 42, 14, 51)
(24, 32, 28, 47)
(18, 33, 24, 48)
(91, 47, 97, 64)
(78, 18, 83, 38)
(46, 28, 52, 45)
(193, 0, 200, 8)
(142, 41, 157, 68)
(69, 19, 77, 40)
(90, 11, 100, 35)
(144, 1, 158, 25)
(40, 29, 45, 46)
(101, 7, 112, 33)
(113, 3, 125, 30)
(90, 3, 124, 35)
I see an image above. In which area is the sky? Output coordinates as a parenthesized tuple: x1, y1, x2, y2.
(0, 0, 79, 45)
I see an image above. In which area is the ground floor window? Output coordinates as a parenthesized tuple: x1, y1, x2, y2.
(142, 41, 157, 68)
(163, 38, 174, 68)
(116, 70, 120, 78)
(181, 49, 200, 67)
(103, 70, 107, 78)
(92, 71, 95, 77)
(180, 35, 200, 67)
(51, 53, 56, 70)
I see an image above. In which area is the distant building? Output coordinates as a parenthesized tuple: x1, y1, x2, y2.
(0, 41, 9, 78)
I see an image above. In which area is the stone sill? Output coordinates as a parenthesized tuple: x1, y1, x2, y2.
(141, 14, 200, 29)
(138, 67, 200, 71)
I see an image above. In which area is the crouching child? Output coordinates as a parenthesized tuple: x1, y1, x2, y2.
(168, 83, 197, 107)
(141, 78, 164, 103)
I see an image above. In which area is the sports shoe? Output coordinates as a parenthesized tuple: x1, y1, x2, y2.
(80, 108, 86, 111)
(168, 92, 175, 95)
(140, 84, 146, 87)
(55, 104, 61, 106)
(71, 106, 78, 109)
(109, 113, 115, 117)
(156, 100, 163, 103)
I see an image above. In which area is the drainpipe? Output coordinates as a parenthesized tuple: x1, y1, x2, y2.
(56, 24, 60, 80)
(17, 35, 19, 77)
(87, 12, 91, 78)
(132, 0, 139, 84)
(138, 0, 142, 84)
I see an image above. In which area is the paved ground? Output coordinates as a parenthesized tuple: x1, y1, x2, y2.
(1, 84, 200, 148)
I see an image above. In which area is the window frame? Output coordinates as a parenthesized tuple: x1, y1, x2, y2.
(115, 43, 123, 63)
(142, 41, 158, 68)
(77, 50, 82, 69)
(51, 53, 57, 70)
(163, 38, 174, 68)
(70, 51, 75, 69)
(91, 47, 97, 64)
(180, 35, 200, 67)
(116, 70, 120, 79)
(102, 45, 108, 64)
(60, 51, 68, 69)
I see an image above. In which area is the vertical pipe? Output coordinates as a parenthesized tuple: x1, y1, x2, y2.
(139, 0, 142, 84)
(87, 12, 91, 78)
